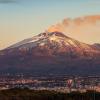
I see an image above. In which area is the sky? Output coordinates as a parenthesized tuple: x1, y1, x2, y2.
(0, 0, 100, 49)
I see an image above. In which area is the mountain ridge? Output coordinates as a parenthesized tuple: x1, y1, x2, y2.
(0, 31, 100, 75)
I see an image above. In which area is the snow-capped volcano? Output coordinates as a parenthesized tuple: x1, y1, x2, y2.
(8, 31, 94, 50)
(8, 31, 72, 49)
(0, 31, 100, 75)
(6, 31, 99, 58)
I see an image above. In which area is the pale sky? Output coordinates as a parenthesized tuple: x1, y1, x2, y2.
(0, 0, 100, 49)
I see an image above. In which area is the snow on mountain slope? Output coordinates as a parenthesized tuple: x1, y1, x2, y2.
(7, 31, 93, 50)
(4, 31, 99, 59)
(8, 34, 46, 49)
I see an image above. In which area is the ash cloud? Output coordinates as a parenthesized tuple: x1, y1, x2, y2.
(47, 15, 100, 43)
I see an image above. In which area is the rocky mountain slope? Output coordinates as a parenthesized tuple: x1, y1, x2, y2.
(0, 31, 100, 75)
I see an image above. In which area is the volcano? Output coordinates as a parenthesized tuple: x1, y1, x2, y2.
(0, 31, 100, 75)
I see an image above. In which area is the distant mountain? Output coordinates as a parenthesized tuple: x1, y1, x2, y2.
(0, 31, 100, 75)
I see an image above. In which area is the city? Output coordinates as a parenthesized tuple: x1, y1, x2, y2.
(0, 74, 100, 93)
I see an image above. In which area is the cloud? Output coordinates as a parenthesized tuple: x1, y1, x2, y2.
(0, 0, 17, 4)
(47, 15, 100, 44)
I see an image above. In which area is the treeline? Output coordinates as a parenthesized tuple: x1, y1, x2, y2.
(0, 88, 100, 100)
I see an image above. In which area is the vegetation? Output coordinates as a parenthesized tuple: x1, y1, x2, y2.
(0, 88, 100, 100)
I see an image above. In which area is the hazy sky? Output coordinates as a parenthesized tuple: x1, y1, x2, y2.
(0, 0, 100, 49)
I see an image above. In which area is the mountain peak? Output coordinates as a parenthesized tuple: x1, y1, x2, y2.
(7, 31, 69, 49)
(7, 31, 94, 53)
(48, 31, 69, 38)
(37, 31, 69, 38)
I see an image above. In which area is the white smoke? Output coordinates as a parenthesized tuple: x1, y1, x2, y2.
(47, 15, 100, 43)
